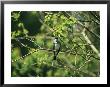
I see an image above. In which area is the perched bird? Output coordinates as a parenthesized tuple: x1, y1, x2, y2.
(53, 37, 61, 60)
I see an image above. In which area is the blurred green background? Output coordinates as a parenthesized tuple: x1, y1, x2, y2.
(11, 11, 100, 77)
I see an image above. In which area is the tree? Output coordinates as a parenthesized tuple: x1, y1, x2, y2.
(11, 11, 100, 77)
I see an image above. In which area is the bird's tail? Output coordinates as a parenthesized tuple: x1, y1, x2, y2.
(53, 55, 56, 60)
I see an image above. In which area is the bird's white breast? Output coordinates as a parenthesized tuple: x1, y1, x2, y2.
(55, 43, 60, 50)
(53, 39, 57, 44)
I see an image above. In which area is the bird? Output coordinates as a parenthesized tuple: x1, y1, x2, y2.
(53, 37, 61, 60)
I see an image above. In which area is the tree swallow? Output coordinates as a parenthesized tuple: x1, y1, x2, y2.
(53, 37, 61, 60)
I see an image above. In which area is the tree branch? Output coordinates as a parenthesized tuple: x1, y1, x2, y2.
(63, 11, 100, 39)
(82, 28, 100, 58)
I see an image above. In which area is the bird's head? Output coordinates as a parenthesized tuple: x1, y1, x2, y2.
(53, 37, 58, 44)
(55, 37, 58, 40)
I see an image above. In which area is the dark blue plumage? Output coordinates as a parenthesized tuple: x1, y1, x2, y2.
(53, 37, 61, 60)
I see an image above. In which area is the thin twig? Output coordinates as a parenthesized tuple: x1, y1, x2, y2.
(64, 11, 100, 39)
